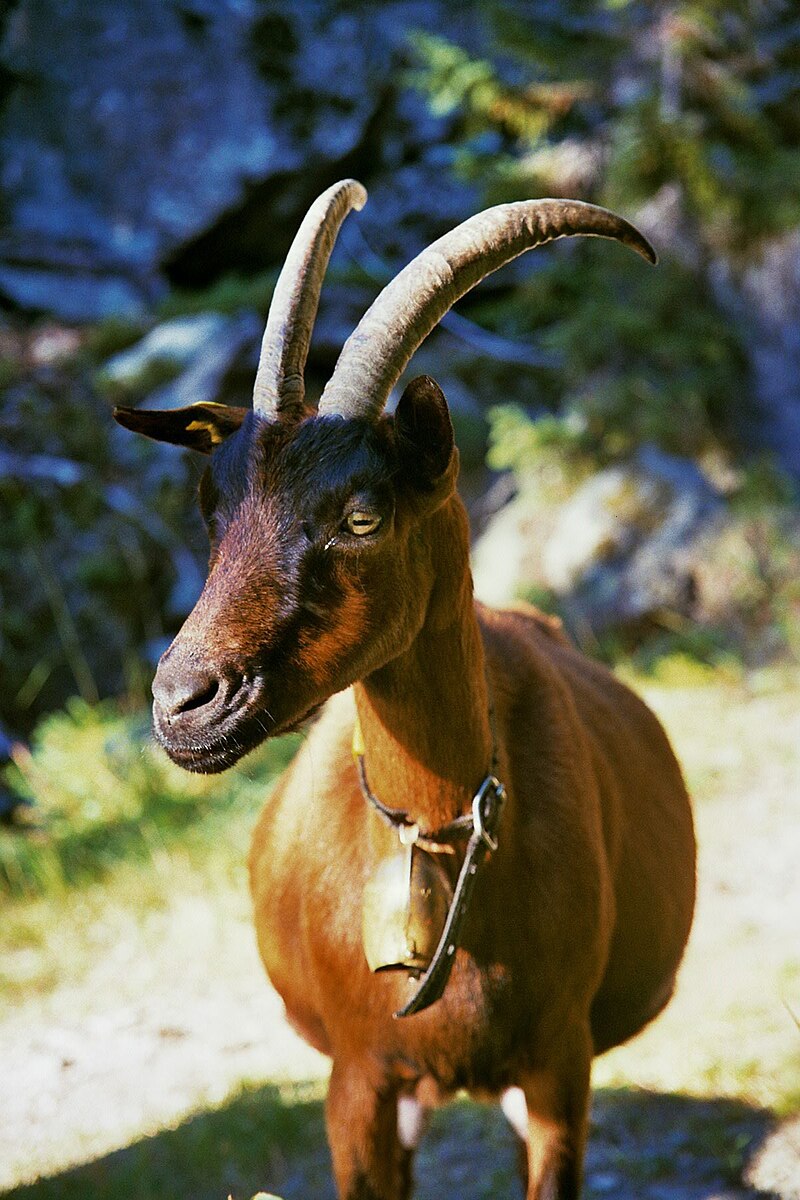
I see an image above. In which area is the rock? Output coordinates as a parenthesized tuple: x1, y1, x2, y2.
(471, 491, 540, 607)
(28, 325, 85, 366)
(727, 230, 800, 479)
(351, 160, 481, 280)
(745, 1114, 800, 1200)
(301, 280, 379, 369)
(0, 0, 381, 317)
(472, 445, 724, 633)
(543, 447, 719, 591)
(541, 466, 661, 595)
(0, 0, 486, 321)
(97, 311, 261, 408)
(100, 315, 227, 389)
(545, 447, 723, 631)
(147, 310, 262, 411)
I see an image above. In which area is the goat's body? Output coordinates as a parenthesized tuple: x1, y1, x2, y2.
(251, 604, 693, 1071)
(250, 547, 695, 1195)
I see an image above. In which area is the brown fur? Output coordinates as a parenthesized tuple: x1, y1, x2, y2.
(249, 483, 695, 1200)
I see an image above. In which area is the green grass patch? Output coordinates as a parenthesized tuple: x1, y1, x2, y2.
(0, 356, 24, 389)
(2, 1081, 329, 1200)
(626, 626, 743, 687)
(0, 699, 300, 899)
(82, 317, 151, 364)
(1, 1084, 778, 1200)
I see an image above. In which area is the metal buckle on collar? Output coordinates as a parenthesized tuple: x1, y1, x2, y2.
(472, 774, 506, 852)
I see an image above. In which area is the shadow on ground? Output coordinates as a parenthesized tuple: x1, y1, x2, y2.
(5, 1084, 781, 1200)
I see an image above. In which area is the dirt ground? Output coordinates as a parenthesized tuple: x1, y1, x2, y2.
(1, 679, 799, 1198)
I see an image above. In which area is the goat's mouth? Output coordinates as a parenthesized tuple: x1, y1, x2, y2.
(154, 726, 262, 774)
(153, 695, 323, 774)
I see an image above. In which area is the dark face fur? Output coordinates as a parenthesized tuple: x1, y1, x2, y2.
(115, 377, 455, 773)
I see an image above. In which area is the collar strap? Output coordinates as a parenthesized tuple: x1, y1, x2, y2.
(355, 753, 475, 844)
(352, 712, 500, 844)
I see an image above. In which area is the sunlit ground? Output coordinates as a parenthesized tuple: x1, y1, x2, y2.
(1, 670, 798, 1198)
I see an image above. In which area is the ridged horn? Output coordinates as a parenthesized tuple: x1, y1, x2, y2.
(317, 198, 656, 420)
(252, 178, 367, 419)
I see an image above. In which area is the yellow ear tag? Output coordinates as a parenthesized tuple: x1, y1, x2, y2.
(185, 419, 224, 445)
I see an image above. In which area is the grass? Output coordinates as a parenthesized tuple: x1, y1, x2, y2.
(3, 1082, 330, 1200)
(2, 670, 799, 1197)
(0, 1084, 780, 1199)
(0, 699, 301, 899)
(1, 842, 234, 1013)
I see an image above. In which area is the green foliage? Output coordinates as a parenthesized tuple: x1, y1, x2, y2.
(731, 453, 799, 511)
(449, 406, 489, 470)
(82, 317, 150, 363)
(724, 508, 800, 663)
(0, 699, 300, 898)
(538, 250, 746, 457)
(412, 5, 800, 248)
(0, 354, 23, 389)
(484, 241, 746, 465)
(627, 624, 742, 685)
(158, 269, 278, 319)
(0, 354, 206, 734)
(409, 3, 800, 467)
(406, 31, 576, 146)
(603, 5, 800, 250)
(488, 405, 590, 475)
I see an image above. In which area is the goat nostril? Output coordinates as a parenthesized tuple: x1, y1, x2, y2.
(153, 659, 248, 722)
(176, 677, 220, 714)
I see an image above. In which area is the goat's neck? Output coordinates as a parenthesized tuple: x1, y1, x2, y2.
(353, 496, 492, 832)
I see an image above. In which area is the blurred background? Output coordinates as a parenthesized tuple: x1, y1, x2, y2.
(1, 2, 799, 1198)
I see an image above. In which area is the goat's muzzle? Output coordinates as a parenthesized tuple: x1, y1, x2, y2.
(151, 643, 265, 773)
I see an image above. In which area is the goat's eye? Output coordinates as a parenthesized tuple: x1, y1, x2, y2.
(344, 510, 382, 537)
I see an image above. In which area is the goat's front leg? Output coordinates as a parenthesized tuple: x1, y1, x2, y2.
(513, 1024, 593, 1200)
(326, 1057, 414, 1200)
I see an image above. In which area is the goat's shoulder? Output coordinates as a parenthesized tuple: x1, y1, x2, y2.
(475, 599, 578, 698)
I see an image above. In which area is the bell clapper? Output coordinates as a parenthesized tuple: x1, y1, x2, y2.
(399, 822, 419, 846)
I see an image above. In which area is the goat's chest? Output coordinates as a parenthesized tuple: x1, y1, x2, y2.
(253, 808, 560, 1088)
(250, 728, 608, 1084)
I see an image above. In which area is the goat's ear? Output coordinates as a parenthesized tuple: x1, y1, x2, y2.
(394, 376, 455, 487)
(113, 402, 249, 454)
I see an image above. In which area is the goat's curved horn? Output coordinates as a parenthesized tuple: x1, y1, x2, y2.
(252, 178, 367, 419)
(317, 198, 656, 420)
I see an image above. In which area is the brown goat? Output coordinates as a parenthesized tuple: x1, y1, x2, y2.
(115, 180, 696, 1199)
